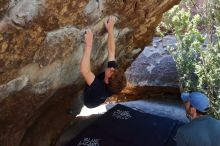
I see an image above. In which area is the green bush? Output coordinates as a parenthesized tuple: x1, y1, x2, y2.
(158, 4, 220, 118)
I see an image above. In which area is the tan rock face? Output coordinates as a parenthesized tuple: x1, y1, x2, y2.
(0, 0, 180, 146)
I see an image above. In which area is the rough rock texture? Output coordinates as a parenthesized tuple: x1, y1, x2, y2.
(0, 0, 180, 146)
(126, 35, 178, 87)
(106, 36, 180, 103)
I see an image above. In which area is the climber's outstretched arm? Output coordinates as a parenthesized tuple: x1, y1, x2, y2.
(80, 30, 95, 85)
(105, 16, 116, 61)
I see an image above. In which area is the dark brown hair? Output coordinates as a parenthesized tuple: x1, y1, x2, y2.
(107, 69, 126, 94)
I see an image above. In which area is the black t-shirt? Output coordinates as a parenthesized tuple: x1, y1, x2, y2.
(83, 72, 112, 108)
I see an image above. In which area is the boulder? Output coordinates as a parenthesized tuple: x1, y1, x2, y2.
(107, 36, 179, 103)
(126, 35, 178, 87)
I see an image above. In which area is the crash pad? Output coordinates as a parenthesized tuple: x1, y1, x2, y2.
(66, 104, 184, 146)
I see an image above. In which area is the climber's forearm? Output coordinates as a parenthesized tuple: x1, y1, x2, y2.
(80, 47, 92, 74)
(107, 32, 116, 61)
(80, 30, 95, 85)
(80, 47, 95, 85)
